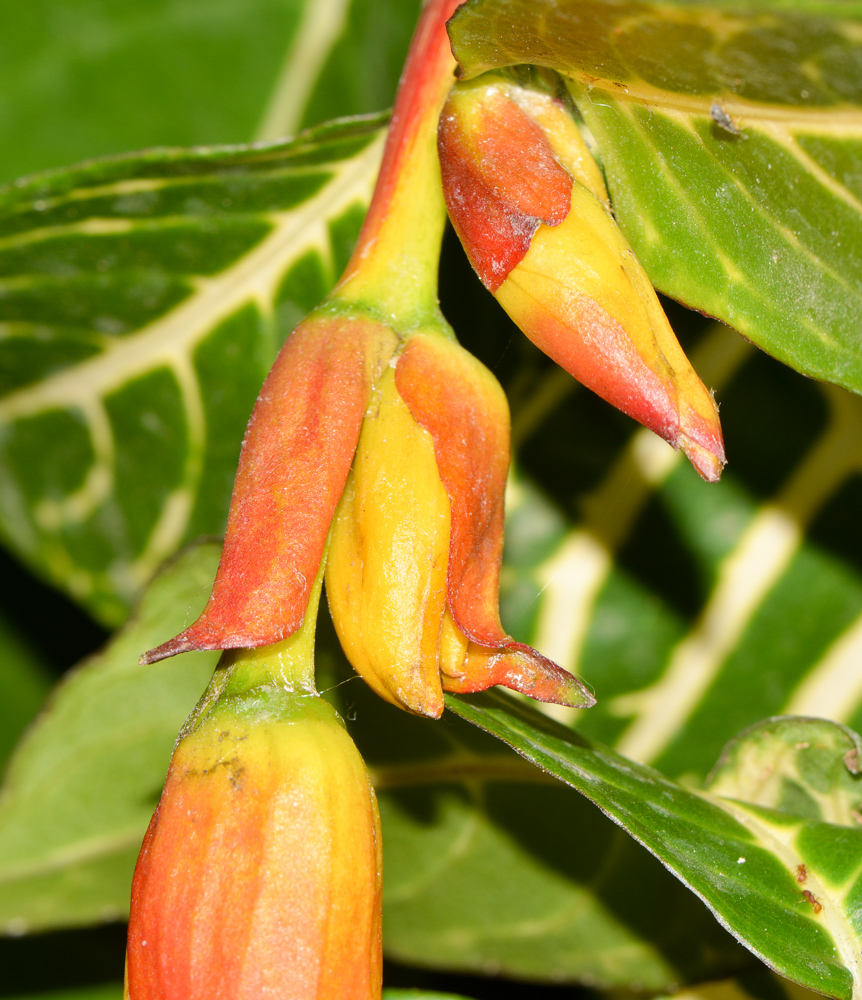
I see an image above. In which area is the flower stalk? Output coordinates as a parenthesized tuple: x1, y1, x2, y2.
(336, 0, 464, 326)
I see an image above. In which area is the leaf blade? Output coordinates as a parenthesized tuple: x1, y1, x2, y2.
(0, 117, 385, 623)
(0, 543, 220, 933)
(446, 691, 862, 999)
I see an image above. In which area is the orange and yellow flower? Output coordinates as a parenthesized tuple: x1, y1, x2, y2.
(437, 73, 726, 482)
(127, 585, 382, 1000)
(143, 314, 594, 718)
(142, 0, 593, 719)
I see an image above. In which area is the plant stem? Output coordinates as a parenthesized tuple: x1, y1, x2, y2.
(335, 0, 463, 328)
(220, 560, 325, 694)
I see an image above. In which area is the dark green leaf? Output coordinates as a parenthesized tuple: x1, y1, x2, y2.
(447, 691, 862, 999)
(0, 614, 51, 771)
(331, 640, 747, 991)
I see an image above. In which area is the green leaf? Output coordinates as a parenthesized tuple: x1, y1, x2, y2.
(0, 116, 384, 625)
(328, 639, 747, 992)
(0, 0, 307, 185)
(706, 716, 862, 825)
(0, 567, 748, 989)
(0, 543, 220, 934)
(448, 0, 862, 394)
(447, 691, 862, 1000)
(0, 613, 51, 771)
(502, 321, 862, 787)
(0, 0, 418, 187)
(5, 988, 122, 1000)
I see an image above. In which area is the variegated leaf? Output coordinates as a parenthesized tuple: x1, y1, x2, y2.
(449, 693, 862, 1000)
(501, 320, 862, 787)
(0, 116, 384, 625)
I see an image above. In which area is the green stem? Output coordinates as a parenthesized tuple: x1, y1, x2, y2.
(220, 557, 326, 695)
(333, 0, 461, 329)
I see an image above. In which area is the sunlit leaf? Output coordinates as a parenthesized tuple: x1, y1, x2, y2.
(449, 0, 862, 394)
(0, 117, 384, 624)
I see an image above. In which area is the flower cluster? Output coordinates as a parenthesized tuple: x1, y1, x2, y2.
(128, 0, 728, 995)
(140, 0, 603, 718)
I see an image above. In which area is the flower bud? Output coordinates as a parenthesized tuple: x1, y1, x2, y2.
(125, 672, 382, 1000)
(325, 331, 594, 718)
(438, 75, 725, 482)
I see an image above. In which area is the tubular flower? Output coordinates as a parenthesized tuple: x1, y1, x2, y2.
(141, 0, 593, 718)
(144, 317, 594, 719)
(126, 617, 382, 1000)
(326, 330, 593, 718)
(438, 74, 726, 482)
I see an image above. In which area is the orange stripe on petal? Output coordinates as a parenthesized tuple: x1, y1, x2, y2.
(143, 316, 397, 662)
(395, 333, 510, 650)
